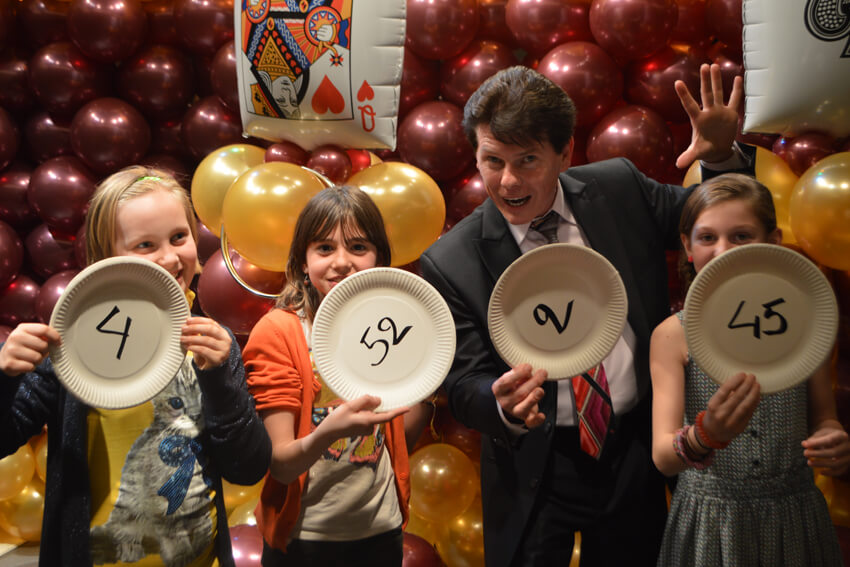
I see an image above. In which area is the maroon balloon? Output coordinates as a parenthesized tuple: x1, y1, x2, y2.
(0, 55, 34, 114)
(29, 156, 97, 238)
(505, 0, 593, 57)
(477, 0, 515, 47)
(399, 50, 440, 120)
(538, 41, 624, 129)
(70, 98, 151, 175)
(0, 108, 19, 171)
(19, 0, 69, 49)
(772, 132, 836, 177)
(0, 163, 39, 231)
(447, 173, 488, 224)
(197, 249, 277, 335)
(119, 45, 195, 120)
(230, 524, 263, 567)
(73, 224, 87, 268)
(264, 141, 309, 165)
(589, 0, 678, 61)
(210, 40, 239, 114)
(435, 408, 482, 462)
(144, 0, 179, 46)
(306, 145, 352, 185)
(0, 0, 13, 50)
(405, 0, 479, 61)
(671, 0, 711, 48)
(0, 274, 40, 327)
(402, 533, 446, 567)
(140, 153, 193, 188)
(440, 40, 519, 107)
(196, 221, 220, 265)
(346, 149, 372, 176)
(0, 220, 24, 288)
(35, 269, 79, 323)
(181, 96, 243, 161)
(397, 101, 474, 181)
(173, 0, 234, 56)
(28, 41, 112, 119)
(706, 0, 743, 59)
(68, 0, 147, 63)
(707, 43, 743, 102)
(149, 119, 189, 160)
(24, 111, 73, 164)
(25, 224, 80, 278)
(0, 325, 11, 343)
(625, 47, 705, 123)
(587, 105, 674, 179)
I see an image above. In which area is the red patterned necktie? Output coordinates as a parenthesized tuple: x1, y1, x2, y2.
(572, 362, 613, 459)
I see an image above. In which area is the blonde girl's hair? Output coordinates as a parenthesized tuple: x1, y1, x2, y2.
(278, 185, 391, 322)
(85, 165, 199, 266)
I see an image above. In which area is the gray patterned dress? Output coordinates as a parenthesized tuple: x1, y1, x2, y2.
(657, 312, 843, 567)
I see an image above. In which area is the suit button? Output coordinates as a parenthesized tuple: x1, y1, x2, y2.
(544, 422, 553, 433)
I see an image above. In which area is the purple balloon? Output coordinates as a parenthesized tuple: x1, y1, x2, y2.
(36, 269, 79, 323)
(28, 41, 112, 119)
(0, 163, 39, 231)
(70, 97, 151, 175)
(25, 111, 73, 164)
(67, 0, 147, 63)
(0, 107, 19, 171)
(25, 224, 80, 279)
(29, 156, 97, 239)
(0, 274, 40, 327)
(0, 220, 24, 288)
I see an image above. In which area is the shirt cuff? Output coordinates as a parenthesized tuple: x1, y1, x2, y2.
(497, 400, 529, 437)
(700, 142, 751, 171)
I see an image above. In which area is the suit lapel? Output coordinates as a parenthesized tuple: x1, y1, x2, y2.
(474, 199, 522, 284)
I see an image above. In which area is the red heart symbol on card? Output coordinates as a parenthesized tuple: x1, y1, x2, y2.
(312, 76, 345, 115)
(357, 80, 374, 102)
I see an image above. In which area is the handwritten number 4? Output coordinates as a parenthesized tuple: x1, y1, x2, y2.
(96, 305, 132, 360)
(727, 298, 788, 339)
(359, 317, 412, 366)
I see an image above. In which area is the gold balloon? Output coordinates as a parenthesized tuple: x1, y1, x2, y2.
(790, 152, 850, 270)
(435, 495, 485, 567)
(348, 162, 446, 266)
(409, 443, 478, 524)
(191, 144, 267, 236)
(405, 510, 447, 547)
(368, 151, 383, 165)
(0, 478, 45, 542)
(0, 444, 35, 501)
(222, 478, 262, 514)
(221, 162, 328, 271)
(228, 496, 259, 527)
(33, 433, 47, 483)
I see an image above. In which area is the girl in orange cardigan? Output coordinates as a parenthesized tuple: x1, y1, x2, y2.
(243, 185, 429, 566)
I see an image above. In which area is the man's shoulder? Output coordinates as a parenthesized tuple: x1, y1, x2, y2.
(423, 205, 486, 259)
(561, 157, 637, 183)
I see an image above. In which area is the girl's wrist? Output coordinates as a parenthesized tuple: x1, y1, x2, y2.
(673, 425, 715, 470)
(695, 410, 730, 450)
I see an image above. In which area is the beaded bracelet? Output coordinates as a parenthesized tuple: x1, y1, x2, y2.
(673, 425, 715, 470)
(694, 410, 730, 449)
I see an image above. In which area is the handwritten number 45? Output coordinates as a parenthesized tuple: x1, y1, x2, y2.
(96, 305, 132, 360)
(359, 317, 412, 367)
(727, 298, 788, 339)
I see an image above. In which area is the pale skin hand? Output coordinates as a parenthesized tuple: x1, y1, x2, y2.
(675, 62, 744, 168)
(492, 363, 547, 429)
(802, 361, 850, 476)
(180, 317, 231, 370)
(699, 372, 761, 444)
(0, 323, 61, 376)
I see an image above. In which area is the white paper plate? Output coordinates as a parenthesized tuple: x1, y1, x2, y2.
(488, 244, 628, 379)
(49, 257, 189, 409)
(683, 244, 838, 394)
(312, 267, 455, 411)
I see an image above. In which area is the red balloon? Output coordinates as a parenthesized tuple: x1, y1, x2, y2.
(538, 41, 624, 129)
(587, 105, 674, 179)
(173, 0, 233, 56)
(144, 0, 180, 47)
(149, 119, 189, 160)
(28, 41, 112, 119)
(264, 142, 309, 166)
(625, 47, 705, 123)
(210, 40, 238, 114)
(0, 55, 34, 114)
(440, 40, 519, 107)
(28, 156, 97, 237)
(0, 163, 39, 232)
(477, 0, 515, 47)
(399, 50, 440, 120)
(706, 0, 743, 59)
(403, 532, 446, 567)
(405, 0, 478, 61)
(670, 0, 711, 48)
(397, 101, 474, 181)
(0, 221, 24, 289)
(196, 221, 220, 265)
(24, 111, 73, 164)
(346, 149, 372, 176)
(305, 145, 352, 185)
(119, 45, 195, 120)
(35, 269, 79, 324)
(505, 0, 593, 57)
(197, 249, 278, 335)
(19, 0, 69, 49)
(25, 224, 80, 278)
(230, 524, 262, 567)
(70, 97, 151, 175)
(772, 132, 836, 177)
(0, 274, 40, 327)
(181, 96, 243, 161)
(439, 165, 479, 204)
(0, 107, 19, 171)
(589, 0, 678, 61)
(67, 0, 147, 63)
(447, 173, 488, 224)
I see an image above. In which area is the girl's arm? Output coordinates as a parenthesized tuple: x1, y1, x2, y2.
(803, 358, 850, 476)
(403, 399, 433, 454)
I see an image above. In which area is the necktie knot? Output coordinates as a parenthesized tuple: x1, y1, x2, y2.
(529, 210, 560, 244)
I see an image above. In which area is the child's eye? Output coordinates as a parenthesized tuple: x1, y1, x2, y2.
(316, 243, 333, 253)
(697, 234, 715, 243)
(733, 232, 755, 243)
(351, 242, 369, 253)
(135, 241, 153, 250)
(171, 232, 188, 244)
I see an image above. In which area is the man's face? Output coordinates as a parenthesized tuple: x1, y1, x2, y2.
(474, 124, 573, 225)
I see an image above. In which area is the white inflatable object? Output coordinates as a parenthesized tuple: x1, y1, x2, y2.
(743, 0, 850, 137)
(234, 0, 405, 150)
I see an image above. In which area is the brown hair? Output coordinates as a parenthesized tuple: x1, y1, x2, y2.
(85, 165, 199, 266)
(277, 185, 391, 322)
(462, 65, 577, 153)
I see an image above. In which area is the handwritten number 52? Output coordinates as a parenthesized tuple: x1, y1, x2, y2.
(359, 317, 412, 366)
(96, 306, 132, 360)
(727, 298, 788, 339)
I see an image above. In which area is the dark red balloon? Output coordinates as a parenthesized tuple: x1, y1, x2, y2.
(210, 40, 239, 114)
(19, 0, 69, 49)
(68, 0, 147, 63)
(505, 0, 593, 57)
(0, 325, 11, 343)
(306, 145, 353, 185)
(439, 165, 479, 203)
(196, 221, 220, 265)
(589, 0, 678, 61)
(706, 0, 743, 59)
(538, 41, 624, 129)
(0, 0, 13, 51)
(264, 142, 309, 165)
(405, 0, 478, 61)
(402, 533, 446, 567)
(397, 101, 474, 181)
(144, 0, 179, 47)
(119, 45, 195, 120)
(230, 524, 263, 567)
(149, 119, 189, 160)
(0, 274, 40, 327)
(346, 149, 372, 176)
(587, 105, 674, 179)
(28, 41, 112, 119)
(181, 96, 243, 161)
(24, 111, 73, 164)
(29, 156, 97, 237)
(0, 163, 39, 231)
(25, 224, 80, 278)
(399, 50, 440, 120)
(140, 153, 193, 188)
(435, 408, 482, 462)
(707, 43, 743, 103)
(173, 0, 234, 56)
(35, 269, 79, 323)
(477, 0, 515, 47)
(74, 224, 87, 268)
(0, 220, 24, 288)
(447, 173, 488, 224)
(70, 97, 151, 175)
(670, 0, 711, 48)
(0, 107, 19, 171)
(625, 47, 705, 123)
(0, 55, 34, 114)
(440, 40, 519, 107)
(772, 132, 836, 177)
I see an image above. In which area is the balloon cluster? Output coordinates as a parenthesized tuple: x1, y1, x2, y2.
(0, 430, 46, 542)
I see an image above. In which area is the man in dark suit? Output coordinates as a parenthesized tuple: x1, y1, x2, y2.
(419, 64, 754, 567)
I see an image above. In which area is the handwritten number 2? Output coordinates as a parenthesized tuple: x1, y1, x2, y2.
(96, 305, 132, 359)
(359, 317, 412, 366)
(727, 298, 788, 339)
(533, 300, 574, 334)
